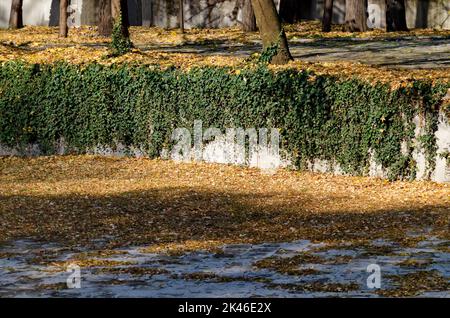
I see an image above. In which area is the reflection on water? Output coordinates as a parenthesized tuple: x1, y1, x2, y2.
(0, 238, 448, 297)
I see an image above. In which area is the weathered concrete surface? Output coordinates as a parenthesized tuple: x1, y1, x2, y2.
(1, 106, 448, 182)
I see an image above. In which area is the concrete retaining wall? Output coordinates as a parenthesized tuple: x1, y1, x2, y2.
(1, 107, 449, 182)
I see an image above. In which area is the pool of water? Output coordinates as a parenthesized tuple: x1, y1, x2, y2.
(0, 237, 448, 297)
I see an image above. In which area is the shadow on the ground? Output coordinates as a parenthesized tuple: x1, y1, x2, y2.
(0, 186, 448, 248)
(2, 35, 448, 69)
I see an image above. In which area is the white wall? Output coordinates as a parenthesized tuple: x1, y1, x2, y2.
(312, 0, 449, 30)
(0, 0, 54, 28)
(364, 0, 450, 29)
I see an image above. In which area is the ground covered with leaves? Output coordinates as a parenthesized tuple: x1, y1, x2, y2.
(1, 156, 448, 249)
(1, 21, 449, 47)
(0, 22, 449, 296)
(0, 22, 449, 87)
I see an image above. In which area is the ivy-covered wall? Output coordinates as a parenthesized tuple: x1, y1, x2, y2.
(0, 62, 448, 181)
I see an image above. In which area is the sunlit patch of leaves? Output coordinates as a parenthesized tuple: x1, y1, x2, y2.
(378, 270, 450, 297)
(254, 252, 324, 276)
(173, 272, 272, 283)
(0, 25, 449, 87)
(0, 156, 448, 249)
(50, 259, 136, 269)
(36, 282, 68, 291)
(94, 266, 169, 276)
(267, 281, 360, 293)
(397, 258, 434, 269)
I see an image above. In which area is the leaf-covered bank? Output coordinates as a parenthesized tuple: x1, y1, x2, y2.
(0, 62, 448, 180)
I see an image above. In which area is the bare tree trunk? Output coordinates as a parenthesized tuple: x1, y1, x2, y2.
(112, 0, 130, 38)
(322, 0, 334, 32)
(99, 0, 113, 36)
(142, 0, 153, 27)
(279, 0, 304, 23)
(242, 0, 257, 32)
(111, 0, 120, 24)
(385, 0, 408, 31)
(415, 0, 429, 28)
(9, 0, 23, 29)
(179, 0, 184, 33)
(59, 0, 69, 37)
(345, 0, 368, 32)
(250, 0, 293, 65)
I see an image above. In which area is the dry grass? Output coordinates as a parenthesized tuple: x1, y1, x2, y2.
(0, 156, 448, 250)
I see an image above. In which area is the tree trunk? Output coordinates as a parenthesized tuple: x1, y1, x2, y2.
(59, 0, 69, 37)
(242, 0, 258, 32)
(9, 0, 23, 29)
(385, 0, 408, 32)
(344, 0, 368, 32)
(415, 0, 429, 28)
(99, 0, 113, 36)
(250, 0, 293, 65)
(322, 0, 334, 32)
(112, 0, 130, 38)
(179, 0, 184, 33)
(142, 0, 153, 27)
(279, 0, 304, 23)
(242, 0, 257, 32)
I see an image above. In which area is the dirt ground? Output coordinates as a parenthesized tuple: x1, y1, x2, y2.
(0, 156, 449, 297)
(0, 21, 449, 295)
(1, 22, 449, 86)
(1, 155, 448, 248)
